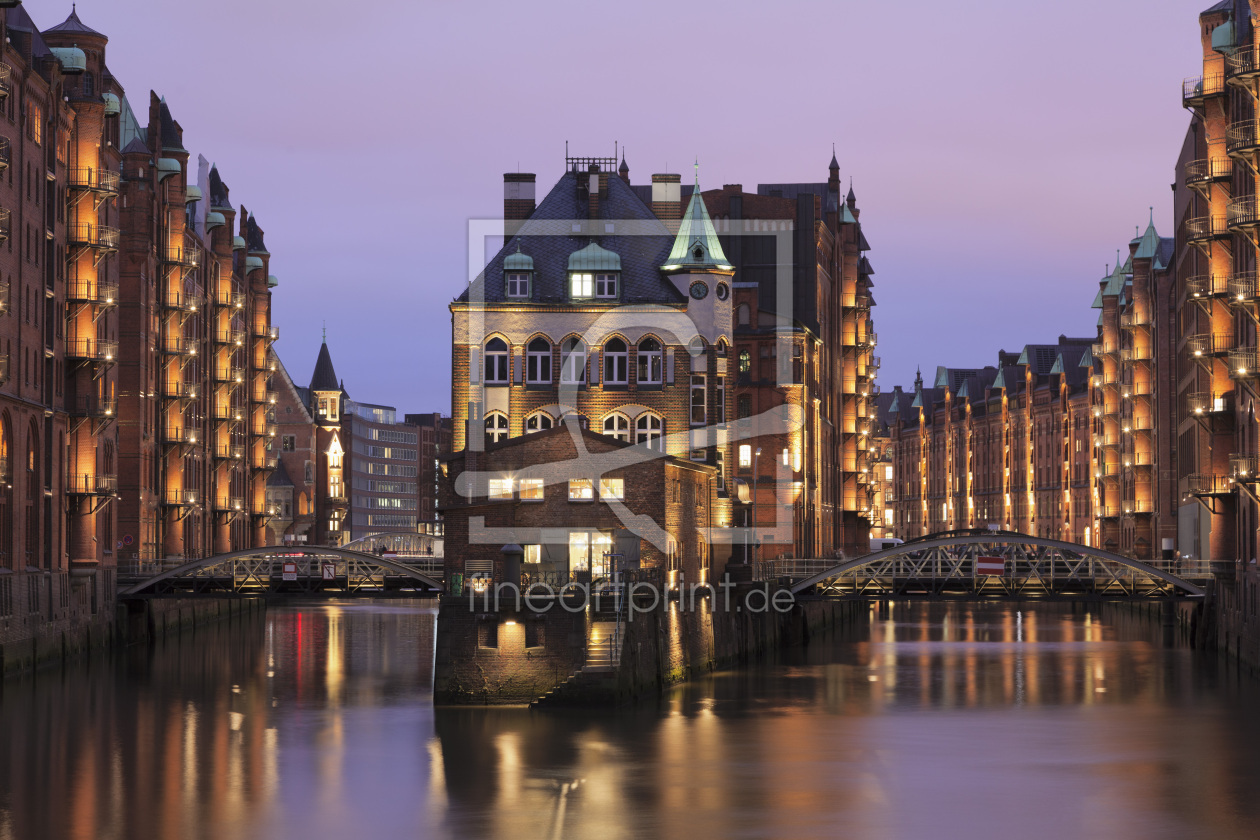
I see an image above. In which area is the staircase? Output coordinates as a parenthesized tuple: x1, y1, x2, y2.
(530, 620, 622, 708)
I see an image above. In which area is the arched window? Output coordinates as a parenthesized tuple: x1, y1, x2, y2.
(525, 411, 553, 432)
(604, 337, 628, 384)
(484, 411, 509, 444)
(637, 338, 662, 385)
(738, 349, 751, 374)
(484, 338, 509, 384)
(526, 337, 551, 384)
(560, 338, 586, 384)
(635, 413, 664, 451)
(602, 412, 630, 442)
(716, 339, 728, 357)
(736, 304, 750, 326)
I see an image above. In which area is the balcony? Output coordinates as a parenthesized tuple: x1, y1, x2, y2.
(66, 279, 118, 306)
(1184, 73, 1226, 106)
(253, 324, 280, 343)
(1121, 344, 1152, 363)
(1185, 215, 1229, 243)
(1227, 48, 1260, 84)
(1120, 500, 1154, 517)
(0, 282, 7, 314)
(162, 489, 199, 507)
(162, 425, 200, 447)
(213, 443, 245, 461)
(1188, 473, 1234, 496)
(1097, 434, 1122, 450)
(251, 385, 278, 406)
(214, 496, 246, 513)
(1231, 454, 1260, 480)
(163, 239, 200, 268)
(66, 473, 117, 495)
(1228, 271, 1260, 304)
(1228, 349, 1260, 379)
(213, 365, 245, 385)
(68, 223, 120, 252)
(252, 452, 278, 471)
(1228, 196, 1260, 231)
(65, 338, 117, 363)
(162, 292, 198, 314)
(214, 291, 246, 310)
(1097, 506, 1121, 518)
(0, 64, 8, 99)
(1229, 119, 1260, 157)
(214, 329, 247, 347)
(0, 136, 8, 171)
(251, 500, 279, 518)
(211, 402, 243, 422)
(1120, 308, 1150, 329)
(163, 380, 198, 400)
(326, 492, 349, 509)
(0, 206, 11, 241)
(251, 420, 278, 439)
(1101, 460, 1121, 477)
(1185, 156, 1232, 186)
(1188, 391, 1232, 416)
(70, 395, 116, 419)
(67, 167, 120, 197)
(161, 336, 198, 357)
(1186, 333, 1233, 359)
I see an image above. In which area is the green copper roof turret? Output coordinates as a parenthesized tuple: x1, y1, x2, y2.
(568, 242, 621, 272)
(662, 168, 733, 271)
(1135, 210, 1160, 259)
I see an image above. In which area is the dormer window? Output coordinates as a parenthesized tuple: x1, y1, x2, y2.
(506, 273, 530, 298)
(570, 273, 594, 299)
(596, 273, 619, 298)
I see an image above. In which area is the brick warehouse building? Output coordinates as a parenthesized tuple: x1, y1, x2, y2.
(449, 150, 878, 574)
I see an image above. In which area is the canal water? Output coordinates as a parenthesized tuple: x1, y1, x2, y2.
(2, 600, 1259, 840)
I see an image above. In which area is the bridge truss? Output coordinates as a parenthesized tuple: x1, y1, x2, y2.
(787, 534, 1207, 599)
(118, 547, 444, 597)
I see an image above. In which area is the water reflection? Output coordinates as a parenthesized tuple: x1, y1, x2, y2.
(3, 601, 1260, 839)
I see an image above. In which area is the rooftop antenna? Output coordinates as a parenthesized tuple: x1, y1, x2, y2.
(322, 321, 326, 343)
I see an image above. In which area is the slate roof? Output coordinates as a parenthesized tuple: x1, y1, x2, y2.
(120, 137, 148, 155)
(209, 165, 232, 209)
(158, 97, 184, 152)
(267, 460, 295, 488)
(44, 8, 102, 36)
(310, 342, 340, 392)
(246, 214, 268, 253)
(6, 7, 54, 60)
(460, 169, 684, 305)
(1154, 237, 1175, 271)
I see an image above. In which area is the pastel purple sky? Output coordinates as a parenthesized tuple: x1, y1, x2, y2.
(83, 0, 1201, 409)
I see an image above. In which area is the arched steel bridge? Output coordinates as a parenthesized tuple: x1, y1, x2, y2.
(781, 533, 1207, 599)
(118, 546, 444, 597)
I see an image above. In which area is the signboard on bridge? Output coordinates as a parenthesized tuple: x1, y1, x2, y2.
(282, 561, 297, 581)
(322, 563, 335, 581)
(976, 556, 1005, 576)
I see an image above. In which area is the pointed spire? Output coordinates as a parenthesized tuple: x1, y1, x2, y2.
(847, 176, 856, 206)
(662, 163, 732, 271)
(829, 143, 839, 171)
(310, 339, 340, 393)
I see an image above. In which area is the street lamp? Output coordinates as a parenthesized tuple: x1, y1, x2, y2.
(752, 447, 762, 566)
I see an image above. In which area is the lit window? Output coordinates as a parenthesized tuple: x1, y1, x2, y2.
(525, 412, 553, 432)
(570, 273, 594, 299)
(596, 273, 619, 298)
(603, 412, 630, 442)
(506, 272, 530, 298)
(526, 337, 552, 384)
(885, 466, 893, 481)
(519, 478, 544, 500)
(690, 374, 706, 425)
(484, 337, 509, 383)
(569, 532, 590, 571)
(488, 477, 514, 500)
(604, 337, 628, 384)
(485, 412, 509, 444)
(635, 413, 663, 451)
(738, 349, 751, 374)
(666, 536, 678, 572)
(600, 478, 625, 500)
(568, 478, 594, 501)
(637, 338, 662, 384)
(739, 444, 752, 469)
(524, 544, 541, 564)
(560, 338, 586, 384)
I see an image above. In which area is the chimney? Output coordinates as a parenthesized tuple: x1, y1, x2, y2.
(503, 173, 536, 239)
(587, 164, 602, 220)
(652, 174, 682, 224)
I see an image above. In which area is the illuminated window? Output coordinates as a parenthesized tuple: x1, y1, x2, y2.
(488, 477, 514, 500)
(569, 532, 590, 571)
(600, 478, 624, 500)
(570, 272, 594, 299)
(604, 338, 628, 384)
(525, 411, 553, 432)
(635, 413, 663, 451)
(568, 478, 594, 501)
(666, 536, 678, 571)
(484, 412, 509, 444)
(738, 349, 751, 374)
(739, 444, 752, 469)
(506, 272, 530, 298)
(596, 273, 619, 298)
(560, 338, 587, 384)
(526, 337, 551, 384)
(637, 338, 662, 384)
(484, 337, 509, 384)
(519, 478, 544, 500)
(603, 412, 630, 442)
(885, 466, 893, 481)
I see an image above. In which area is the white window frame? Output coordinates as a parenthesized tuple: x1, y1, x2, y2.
(595, 273, 619, 299)
(526, 337, 552, 384)
(739, 444, 752, 469)
(488, 477, 514, 500)
(599, 477, 625, 500)
(690, 374, 706, 426)
(560, 338, 587, 384)
(604, 338, 628, 384)
(519, 478, 544, 501)
(603, 412, 630, 442)
(485, 412, 509, 444)
(568, 478, 594, 501)
(525, 411, 553, 432)
(637, 339, 663, 385)
(506, 272, 530, 298)
(484, 338, 509, 384)
(635, 413, 664, 451)
(570, 272, 594, 299)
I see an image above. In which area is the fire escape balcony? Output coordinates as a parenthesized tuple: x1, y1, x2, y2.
(162, 293, 198, 314)
(1229, 349, 1260, 379)
(1187, 473, 1234, 497)
(163, 380, 198, 401)
(1184, 73, 1226, 107)
(67, 279, 118, 307)
(0, 207, 9, 242)
(1120, 308, 1150, 329)
(0, 136, 9, 171)
(1230, 454, 1260, 481)
(68, 224, 119, 253)
(1120, 345, 1152, 363)
(211, 402, 244, 422)
(0, 63, 9, 100)
(67, 167, 120, 199)
(213, 443, 245, 461)
(251, 420, 277, 439)
(1096, 434, 1122, 450)
(251, 499, 279, 518)
(1120, 500, 1154, 518)
(0, 354, 10, 385)
(66, 473, 117, 496)
(162, 489, 199, 508)
(162, 424, 200, 447)
(253, 324, 279, 343)
(213, 496, 246, 513)
(1097, 506, 1122, 519)
(326, 492, 349, 509)
(163, 239, 200, 269)
(214, 291, 246, 310)
(1185, 156, 1233, 188)
(1188, 391, 1233, 416)
(1186, 333, 1233, 359)
(1122, 418, 1154, 436)
(214, 329, 247, 347)
(1228, 272, 1260, 304)
(251, 383, 278, 406)
(213, 365, 245, 386)
(1227, 196, 1260, 238)
(1185, 215, 1229, 243)
(70, 395, 116, 420)
(1228, 119, 1260, 158)
(251, 450, 278, 470)
(65, 338, 117, 363)
(1227, 48, 1260, 86)
(160, 336, 197, 357)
